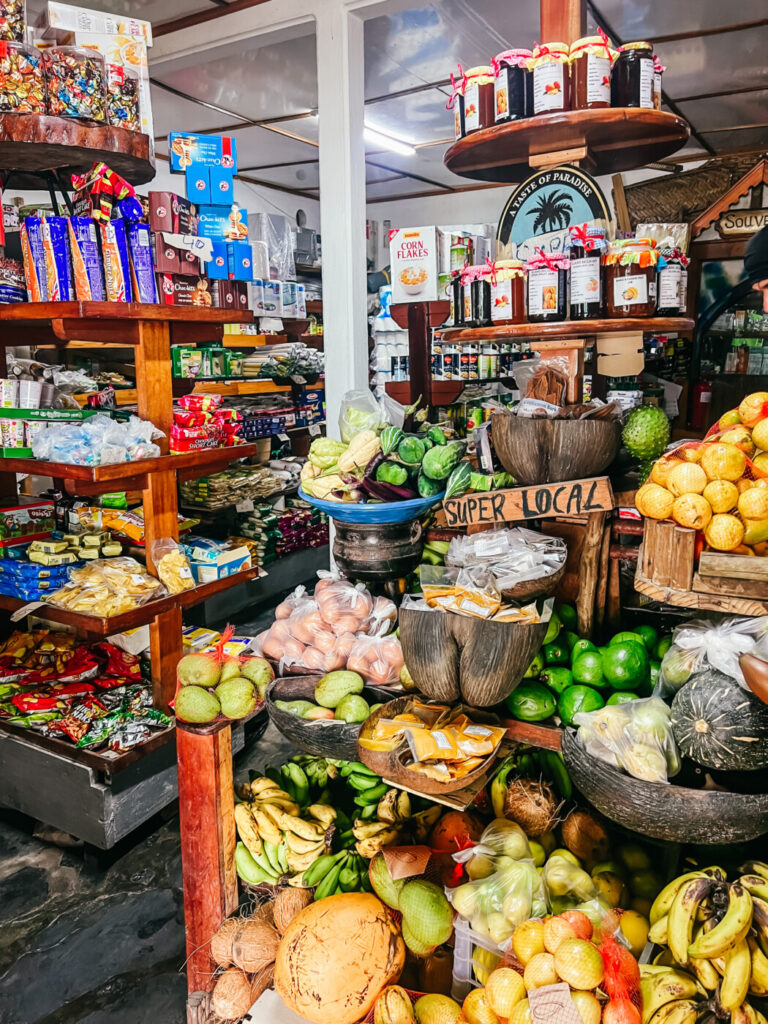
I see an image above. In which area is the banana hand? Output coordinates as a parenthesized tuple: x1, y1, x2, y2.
(251, 806, 282, 847)
(719, 939, 751, 1011)
(668, 876, 715, 966)
(376, 790, 398, 825)
(234, 804, 263, 857)
(640, 971, 701, 1024)
(689, 883, 753, 961)
(355, 827, 400, 859)
(306, 804, 336, 827)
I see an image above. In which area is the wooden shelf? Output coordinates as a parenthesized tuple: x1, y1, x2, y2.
(306, 300, 323, 315)
(0, 566, 265, 637)
(444, 108, 690, 183)
(440, 317, 695, 344)
(504, 719, 563, 751)
(0, 114, 155, 188)
(191, 379, 324, 398)
(385, 378, 513, 404)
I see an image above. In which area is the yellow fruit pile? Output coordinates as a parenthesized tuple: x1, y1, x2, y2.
(635, 392, 768, 554)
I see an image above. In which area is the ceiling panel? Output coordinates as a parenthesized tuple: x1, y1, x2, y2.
(655, 27, 768, 98)
(366, 176, 451, 201)
(368, 143, 458, 188)
(703, 126, 768, 154)
(150, 82, 237, 139)
(591, 0, 768, 42)
(249, 162, 321, 190)
(226, 125, 317, 168)
(364, 88, 453, 146)
(678, 91, 768, 133)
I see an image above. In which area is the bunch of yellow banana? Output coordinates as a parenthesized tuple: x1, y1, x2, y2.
(234, 776, 335, 885)
(645, 861, 768, 1022)
(352, 819, 402, 859)
(352, 789, 442, 858)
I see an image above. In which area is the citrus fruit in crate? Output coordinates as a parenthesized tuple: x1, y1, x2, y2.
(700, 442, 747, 482)
(716, 425, 755, 455)
(703, 479, 738, 513)
(704, 513, 745, 551)
(738, 391, 768, 426)
(666, 462, 707, 496)
(513, 920, 546, 965)
(752, 418, 768, 451)
(554, 938, 605, 990)
(671, 493, 712, 530)
(738, 487, 768, 520)
(635, 483, 674, 520)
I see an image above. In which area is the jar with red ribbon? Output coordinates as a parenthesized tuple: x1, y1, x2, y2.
(447, 65, 466, 140)
(489, 259, 526, 325)
(656, 246, 689, 316)
(460, 264, 492, 327)
(492, 49, 532, 124)
(531, 42, 571, 114)
(603, 239, 664, 317)
(525, 249, 570, 322)
(462, 66, 495, 133)
(569, 33, 616, 110)
(566, 225, 607, 320)
(653, 56, 665, 110)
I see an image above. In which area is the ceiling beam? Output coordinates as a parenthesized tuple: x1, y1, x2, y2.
(646, 18, 768, 44)
(155, 0, 273, 38)
(367, 182, 508, 205)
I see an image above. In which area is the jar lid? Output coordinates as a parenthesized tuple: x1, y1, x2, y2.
(464, 65, 493, 79)
(619, 41, 653, 53)
(605, 238, 664, 267)
(495, 259, 524, 268)
(567, 224, 608, 253)
(460, 264, 489, 284)
(525, 249, 570, 271)
(532, 42, 570, 62)
(493, 48, 532, 70)
(570, 34, 618, 62)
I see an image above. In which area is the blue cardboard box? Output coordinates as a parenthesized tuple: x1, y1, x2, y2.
(209, 165, 234, 205)
(197, 204, 248, 241)
(169, 132, 238, 174)
(207, 241, 229, 280)
(226, 241, 252, 281)
(185, 166, 211, 205)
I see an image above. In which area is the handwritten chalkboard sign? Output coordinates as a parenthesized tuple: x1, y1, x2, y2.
(443, 477, 614, 526)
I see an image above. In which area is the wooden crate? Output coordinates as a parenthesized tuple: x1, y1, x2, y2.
(640, 518, 696, 590)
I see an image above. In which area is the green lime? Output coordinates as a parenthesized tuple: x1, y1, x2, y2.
(555, 603, 578, 632)
(655, 635, 673, 661)
(541, 667, 573, 695)
(635, 624, 659, 651)
(544, 612, 562, 645)
(557, 685, 605, 726)
(505, 682, 556, 722)
(523, 652, 545, 679)
(649, 660, 661, 688)
(635, 673, 654, 698)
(601, 641, 650, 690)
(572, 651, 605, 688)
(543, 641, 570, 666)
(609, 631, 646, 647)
(606, 691, 639, 706)
(571, 638, 597, 665)
(561, 630, 579, 651)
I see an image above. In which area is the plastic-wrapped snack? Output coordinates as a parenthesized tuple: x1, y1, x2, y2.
(151, 538, 195, 595)
(105, 63, 139, 131)
(47, 557, 166, 616)
(0, 42, 45, 113)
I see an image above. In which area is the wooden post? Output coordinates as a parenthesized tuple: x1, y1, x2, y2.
(408, 301, 432, 408)
(576, 511, 606, 637)
(177, 722, 238, 1000)
(540, 0, 585, 43)
(594, 516, 612, 635)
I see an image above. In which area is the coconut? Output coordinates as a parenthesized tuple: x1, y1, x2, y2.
(211, 917, 239, 968)
(504, 779, 560, 837)
(231, 917, 280, 973)
(561, 809, 610, 864)
(273, 887, 313, 935)
(211, 967, 254, 1021)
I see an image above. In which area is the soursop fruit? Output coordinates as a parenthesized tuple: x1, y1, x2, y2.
(622, 406, 670, 461)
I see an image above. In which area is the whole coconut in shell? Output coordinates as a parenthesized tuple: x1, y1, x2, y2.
(504, 778, 560, 837)
(211, 967, 254, 1021)
(211, 917, 239, 968)
(231, 917, 280, 973)
(273, 887, 313, 935)
(274, 893, 405, 1024)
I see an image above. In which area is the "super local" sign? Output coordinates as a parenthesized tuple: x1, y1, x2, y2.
(444, 477, 614, 527)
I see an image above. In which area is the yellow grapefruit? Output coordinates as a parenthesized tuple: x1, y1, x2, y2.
(753, 452, 768, 474)
(738, 488, 768, 520)
(752, 418, 768, 451)
(681, 446, 703, 463)
(737, 477, 755, 493)
(703, 480, 738, 514)
(700, 443, 747, 482)
(635, 484, 674, 520)
(705, 514, 745, 551)
(738, 392, 768, 427)
(717, 425, 755, 456)
(666, 462, 707, 496)
(650, 456, 678, 487)
(672, 494, 712, 531)
(718, 409, 742, 429)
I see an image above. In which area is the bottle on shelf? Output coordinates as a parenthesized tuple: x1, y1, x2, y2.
(566, 225, 607, 320)
(492, 48, 533, 123)
(569, 33, 616, 110)
(525, 248, 570, 322)
(611, 41, 655, 108)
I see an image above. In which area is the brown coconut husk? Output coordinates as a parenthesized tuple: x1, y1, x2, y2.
(273, 887, 314, 936)
(211, 967, 255, 1022)
(561, 808, 610, 863)
(231, 918, 280, 974)
(210, 918, 240, 969)
(251, 961, 275, 1003)
(504, 778, 561, 836)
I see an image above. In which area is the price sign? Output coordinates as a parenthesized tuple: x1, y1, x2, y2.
(308, 424, 322, 436)
(235, 499, 254, 513)
(277, 433, 290, 442)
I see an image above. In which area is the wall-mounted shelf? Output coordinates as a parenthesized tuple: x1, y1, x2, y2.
(440, 317, 695, 344)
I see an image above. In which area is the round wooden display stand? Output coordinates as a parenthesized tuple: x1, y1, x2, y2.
(0, 114, 154, 188)
(440, 317, 695, 343)
(444, 108, 690, 182)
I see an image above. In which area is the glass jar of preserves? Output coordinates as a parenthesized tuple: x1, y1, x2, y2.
(603, 239, 662, 317)
(656, 247, 682, 316)
(531, 42, 571, 114)
(463, 66, 494, 133)
(489, 259, 526, 324)
(653, 56, 665, 110)
(567, 225, 607, 320)
(525, 250, 570, 322)
(492, 49, 532, 124)
(447, 66, 465, 140)
(611, 42, 654, 108)
(106, 62, 140, 131)
(569, 33, 616, 110)
(467, 264, 492, 326)
(678, 251, 689, 314)
(0, 41, 45, 113)
(43, 45, 105, 122)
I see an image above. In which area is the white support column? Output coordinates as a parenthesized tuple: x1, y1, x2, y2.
(315, 2, 370, 440)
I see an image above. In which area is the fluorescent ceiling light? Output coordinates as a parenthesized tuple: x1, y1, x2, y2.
(364, 125, 416, 157)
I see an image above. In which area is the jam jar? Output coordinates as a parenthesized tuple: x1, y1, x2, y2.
(462, 66, 494, 133)
(451, 270, 465, 327)
(0, 41, 45, 113)
(466, 264, 492, 326)
(490, 259, 526, 324)
(570, 34, 616, 110)
(447, 66, 465, 140)
(492, 49, 532, 123)
(611, 42, 654, 108)
(525, 251, 570, 322)
(567, 225, 607, 320)
(604, 239, 661, 317)
(653, 56, 665, 110)
(531, 42, 571, 114)
(678, 251, 689, 314)
(656, 247, 682, 316)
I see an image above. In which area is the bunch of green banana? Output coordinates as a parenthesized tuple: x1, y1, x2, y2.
(341, 761, 390, 821)
(647, 861, 768, 1018)
(304, 849, 372, 900)
(234, 775, 335, 886)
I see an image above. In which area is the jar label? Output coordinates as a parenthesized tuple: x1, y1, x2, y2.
(533, 64, 565, 113)
(640, 59, 654, 108)
(454, 104, 462, 139)
(571, 256, 601, 304)
(587, 55, 611, 104)
(494, 77, 508, 122)
(679, 271, 688, 312)
(464, 83, 480, 130)
(528, 267, 559, 314)
(613, 273, 648, 307)
(491, 279, 513, 321)
(464, 293, 472, 319)
(653, 70, 662, 110)
(658, 265, 681, 309)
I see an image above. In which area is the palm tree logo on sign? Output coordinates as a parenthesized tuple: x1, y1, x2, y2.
(496, 165, 612, 260)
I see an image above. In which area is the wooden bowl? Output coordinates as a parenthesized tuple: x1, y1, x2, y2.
(357, 696, 503, 795)
(266, 676, 393, 761)
(399, 607, 547, 706)
(492, 413, 621, 485)
(501, 562, 566, 602)
(562, 729, 768, 844)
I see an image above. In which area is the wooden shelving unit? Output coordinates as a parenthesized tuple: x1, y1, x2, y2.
(440, 317, 695, 343)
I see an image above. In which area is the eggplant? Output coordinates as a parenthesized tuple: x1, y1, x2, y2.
(364, 451, 386, 478)
(360, 477, 418, 502)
